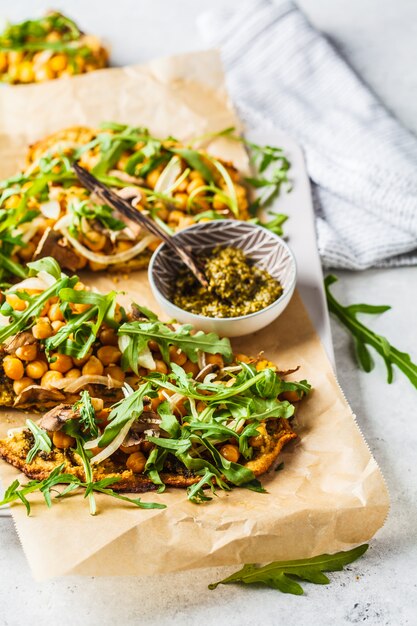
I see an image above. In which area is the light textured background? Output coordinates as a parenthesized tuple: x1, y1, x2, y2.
(0, 1, 416, 625)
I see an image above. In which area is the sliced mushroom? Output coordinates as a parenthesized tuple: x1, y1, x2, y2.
(195, 363, 219, 382)
(13, 385, 65, 408)
(121, 430, 144, 450)
(34, 228, 85, 272)
(38, 403, 80, 432)
(3, 331, 37, 354)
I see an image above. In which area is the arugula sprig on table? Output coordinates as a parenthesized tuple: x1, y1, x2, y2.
(209, 544, 368, 595)
(325, 275, 417, 388)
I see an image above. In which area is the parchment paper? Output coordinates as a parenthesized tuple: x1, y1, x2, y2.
(0, 51, 389, 580)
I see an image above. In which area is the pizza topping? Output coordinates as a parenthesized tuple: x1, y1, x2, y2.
(38, 403, 78, 432)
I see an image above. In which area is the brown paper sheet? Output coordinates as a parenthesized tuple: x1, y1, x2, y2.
(0, 51, 389, 580)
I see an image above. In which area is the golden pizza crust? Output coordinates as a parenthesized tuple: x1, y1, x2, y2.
(0, 419, 296, 492)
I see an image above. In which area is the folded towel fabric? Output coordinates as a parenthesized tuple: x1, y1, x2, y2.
(198, 0, 417, 269)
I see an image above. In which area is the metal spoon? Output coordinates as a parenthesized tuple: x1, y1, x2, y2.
(73, 163, 209, 287)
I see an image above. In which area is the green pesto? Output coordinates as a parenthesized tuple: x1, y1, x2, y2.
(172, 246, 283, 318)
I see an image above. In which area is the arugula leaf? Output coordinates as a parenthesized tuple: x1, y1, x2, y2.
(187, 468, 225, 504)
(170, 148, 214, 183)
(325, 275, 417, 388)
(119, 320, 233, 366)
(73, 391, 99, 438)
(249, 212, 288, 237)
(209, 544, 368, 595)
(68, 199, 125, 237)
(26, 419, 52, 463)
(98, 382, 153, 447)
(158, 400, 181, 438)
(27, 257, 62, 281)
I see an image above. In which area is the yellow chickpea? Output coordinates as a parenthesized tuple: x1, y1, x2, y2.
(212, 194, 228, 211)
(65, 368, 82, 380)
(151, 359, 168, 375)
(182, 360, 199, 377)
(90, 397, 104, 413)
(6, 293, 26, 311)
(169, 346, 187, 366)
(83, 230, 107, 252)
(18, 241, 36, 261)
(3, 356, 24, 381)
(32, 318, 53, 340)
(48, 54, 68, 73)
(249, 423, 267, 448)
(82, 356, 104, 376)
(4, 195, 21, 209)
(196, 401, 207, 413)
(97, 345, 121, 366)
(173, 193, 189, 211)
(18, 61, 35, 84)
(280, 390, 302, 403)
(41, 370, 63, 389)
(116, 241, 133, 253)
(206, 354, 224, 368)
(15, 344, 37, 362)
(26, 360, 48, 379)
(104, 365, 125, 383)
(52, 431, 76, 450)
(48, 302, 64, 322)
(126, 451, 147, 473)
(8, 51, 23, 65)
(72, 350, 92, 367)
(168, 210, 184, 226)
(235, 353, 251, 364)
(187, 178, 205, 194)
(51, 320, 66, 333)
(13, 377, 34, 396)
(99, 328, 118, 346)
(220, 444, 240, 463)
(178, 216, 195, 230)
(89, 260, 108, 272)
(49, 353, 73, 374)
(146, 168, 162, 189)
(34, 66, 55, 82)
(0, 51, 7, 72)
(153, 203, 169, 221)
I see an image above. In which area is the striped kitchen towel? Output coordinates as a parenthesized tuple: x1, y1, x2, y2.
(198, 0, 417, 269)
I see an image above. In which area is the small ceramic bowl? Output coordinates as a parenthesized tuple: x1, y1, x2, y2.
(148, 220, 296, 337)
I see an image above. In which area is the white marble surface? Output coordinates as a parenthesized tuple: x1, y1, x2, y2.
(1, 1, 417, 625)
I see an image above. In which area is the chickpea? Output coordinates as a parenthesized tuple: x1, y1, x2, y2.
(141, 440, 155, 454)
(89, 260, 108, 272)
(73, 350, 92, 367)
(39, 301, 50, 317)
(167, 210, 184, 226)
(148, 340, 159, 352)
(13, 377, 34, 396)
(18, 61, 35, 84)
(147, 240, 160, 252)
(116, 240, 133, 253)
(4, 195, 21, 209)
(82, 356, 104, 376)
(153, 204, 169, 221)
(5, 293, 26, 311)
(90, 397, 104, 413)
(52, 431, 76, 450)
(146, 168, 162, 189)
(235, 353, 251, 364)
(70, 301, 91, 314)
(18, 241, 36, 261)
(83, 230, 107, 252)
(256, 359, 272, 371)
(8, 51, 23, 64)
(182, 360, 199, 377)
(99, 328, 118, 346)
(26, 360, 48, 379)
(196, 401, 207, 413)
(178, 216, 195, 230)
(16, 344, 37, 362)
(212, 194, 228, 211)
(220, 444, 240, 463)
(173, 193, 189, 211)
(173, 397, 187, 418)
(65, 368, 82, 380)
(120, 443, 141, 454)
(41, 370, 63, 389)
(280, 390, 302, 403)
(104, 365, 125, 383)
(48, 302, 64, 322)
(126, 451, 147, 473)
(97, 345, 121, 366)
(187, 178, 205, 194)
(189, 170, 203, 180)
(169, 346, 187, 366)
(152, 359, 168, 375)
(150, 390, 165, 412)
(249, 423, 267, 448)
(206, 354, 224, 368)
(49, 353, 73, 374)
(0, 52, 7, 72)
(32, 318, 53, 340)
(49, 54, 68, 73)
(51, 320, 66, 333)
(34, 66, 55, 82)
(3, 356, 24, 381)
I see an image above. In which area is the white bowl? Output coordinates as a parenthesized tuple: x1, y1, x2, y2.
(148, 220, 296, 337)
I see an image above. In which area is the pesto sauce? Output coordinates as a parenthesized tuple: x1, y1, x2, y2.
(172, 246, 283, 318)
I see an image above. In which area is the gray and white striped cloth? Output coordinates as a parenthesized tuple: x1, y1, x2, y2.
(198, 0, 417, 270)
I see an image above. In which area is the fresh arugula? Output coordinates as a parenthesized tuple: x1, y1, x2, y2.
(98, 382, 153, 447)
(325, 275, 417, 388)
(26, 419, 52, 463)
(73, 390, 99, 438)
(209, 544, 368, 595)
(68, 198, 125, 237)
(119, 320, 233, 370)
(0, 464, 166, 516)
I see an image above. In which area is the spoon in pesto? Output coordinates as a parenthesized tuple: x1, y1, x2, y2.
(73, 163, 209, 287)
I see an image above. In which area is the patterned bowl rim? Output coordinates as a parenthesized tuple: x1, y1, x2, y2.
(148, 220, 297, 322)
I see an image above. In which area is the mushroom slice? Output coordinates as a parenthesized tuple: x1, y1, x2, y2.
(195, 363, 219, 382)
(3, 331, 37, 354)
(13, 385, 65, 408)
(38, 403, 80, 432)
(34, 228, 85, 272)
